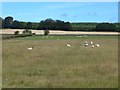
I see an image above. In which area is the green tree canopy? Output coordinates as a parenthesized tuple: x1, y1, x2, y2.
(4, 16, 13, 28)
(95, 23, 117, 31)
(12, 20, 19, 29)
(38, 18, 55, 30)
(0, 17, 3, 29)
(26, 22, 32, 29)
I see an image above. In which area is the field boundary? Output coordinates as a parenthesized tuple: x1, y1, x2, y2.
(0, 29, 119, 35)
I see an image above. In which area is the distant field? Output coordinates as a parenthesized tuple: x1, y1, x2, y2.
(1, 29, 119, 35)
(2, 36, 118, 88)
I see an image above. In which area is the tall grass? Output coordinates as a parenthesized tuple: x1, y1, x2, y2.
(2, 36, 118, 88)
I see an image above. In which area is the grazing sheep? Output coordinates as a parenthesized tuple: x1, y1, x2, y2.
(28, 47, 33, 50)
(85, 41, 88, 44)
(96, 44, 100, 47)
(90, 41, 94, 45)
(85, 43, 88, 47)
(66, 44, 71, 47)
(84, 41, 88, 47)
(91, 45, 95, 48)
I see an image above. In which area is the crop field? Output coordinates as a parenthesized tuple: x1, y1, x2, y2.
(2, 35, 118, 88)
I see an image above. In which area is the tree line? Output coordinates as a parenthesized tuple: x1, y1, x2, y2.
(0, 16, 119, 32)
(71, 22, 119, 32)
(0, 16, 71, 31)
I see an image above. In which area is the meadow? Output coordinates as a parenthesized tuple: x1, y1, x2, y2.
(2, 35, 118, 88)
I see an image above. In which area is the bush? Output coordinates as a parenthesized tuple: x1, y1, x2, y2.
(32, 33, 36, 35)
(29, 31, 32, 34)
(22, 29, 32, 34)
(23, 31, 25, 34)
(14, 31, 19, 35)
(44, 29, 49, 35)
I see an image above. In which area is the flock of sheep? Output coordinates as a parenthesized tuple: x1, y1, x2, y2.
(28, 41, 100, 50)
(66, 41, 100, 48)
(84, 41, 100, 48)
(27, 36, 100, 50)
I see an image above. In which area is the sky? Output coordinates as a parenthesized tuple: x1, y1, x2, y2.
(1, 0, 120, 2)
(118, 1, 120, 22)
(1, 2, 118, 23)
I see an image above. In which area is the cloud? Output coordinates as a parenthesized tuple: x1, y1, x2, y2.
(86, 12, 98, 17)
(73, 15, 78, 18)
(61, 13, 68, 17)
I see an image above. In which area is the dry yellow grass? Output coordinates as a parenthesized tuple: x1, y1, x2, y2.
(1, 29, 119, 35)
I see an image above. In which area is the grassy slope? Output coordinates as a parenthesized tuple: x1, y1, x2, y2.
(2, 36, 118, 88)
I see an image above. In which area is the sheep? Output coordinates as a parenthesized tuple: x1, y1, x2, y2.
(84, 41, 88, 47)
(85, 43, 88, 47)
(96, 44, 100, 47)
(66, 44, 71, 47)
(90, 41, 94, 45)
(28, 47, 33, 50)
(91, 45, 95, 48)
(85, 41, 88, 44)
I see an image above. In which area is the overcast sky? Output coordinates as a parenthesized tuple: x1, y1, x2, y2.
(2, 2, 118, 23)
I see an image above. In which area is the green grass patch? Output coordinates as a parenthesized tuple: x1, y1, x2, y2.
(14, 35, 118, 40)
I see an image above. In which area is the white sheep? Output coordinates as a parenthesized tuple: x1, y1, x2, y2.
(96, 44, 100, 47)
(85, 41, 88, 44)
(91, 45, 95, 48)
(85, 43, 88, 47)
(90, 41, 94, 45)
(66, 44, 71, 47)
(28, 47, 33, 50)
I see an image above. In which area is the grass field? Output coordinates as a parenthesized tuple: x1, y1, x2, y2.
(2, 35, 118, 88)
